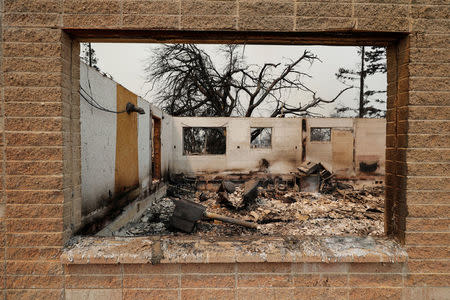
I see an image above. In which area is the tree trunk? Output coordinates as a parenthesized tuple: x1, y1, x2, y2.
(359, 46, 365, 118)
(88, 43, 93, 67)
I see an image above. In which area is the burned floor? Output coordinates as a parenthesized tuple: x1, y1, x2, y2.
(113, 164, 385, 238)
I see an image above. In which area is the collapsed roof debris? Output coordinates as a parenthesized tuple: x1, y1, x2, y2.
(113, 171, 384, 237)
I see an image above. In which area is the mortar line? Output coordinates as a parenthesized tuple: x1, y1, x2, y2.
(121, 264, 124, 300)
(234, 262, 238, 300)
(1, 1, 8, 297)
(178, 262, 181, 300)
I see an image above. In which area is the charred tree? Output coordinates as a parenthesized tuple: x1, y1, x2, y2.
(335, 46, 387, 118)
(144, 44, 352, 120)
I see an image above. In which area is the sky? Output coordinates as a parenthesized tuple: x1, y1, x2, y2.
(85, 43, 386, 117)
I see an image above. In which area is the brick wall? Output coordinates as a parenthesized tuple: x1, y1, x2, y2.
(1, 0, 449, 299)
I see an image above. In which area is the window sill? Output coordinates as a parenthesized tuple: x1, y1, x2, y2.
(61, 235, 407, 265)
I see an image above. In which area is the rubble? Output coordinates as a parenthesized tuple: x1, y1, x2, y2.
(113, 175, 385, 238)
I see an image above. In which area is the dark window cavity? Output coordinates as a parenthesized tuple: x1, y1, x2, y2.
(310, 127, 331, 142)
(250, 127, 272, 148)
(183, 127, 226, 155)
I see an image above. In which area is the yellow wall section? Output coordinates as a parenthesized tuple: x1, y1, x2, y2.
(115, 84, 139, 194)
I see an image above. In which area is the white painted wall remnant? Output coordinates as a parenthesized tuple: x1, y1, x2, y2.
(170, 117, 303, 175)
(137, 97, 151, 190)
(80, 63, 161, 218)
(80, 63, 117, 215)
(305, 118, 386, 176)
(354, 118, 386, 175)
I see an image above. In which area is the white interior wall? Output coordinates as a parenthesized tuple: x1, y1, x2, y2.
(80, 64, 117, 214)
(354, 118, 386, 174)
(170, 117, 303, 175)
(138, 97, 151, 190)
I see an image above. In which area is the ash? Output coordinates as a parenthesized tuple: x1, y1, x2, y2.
(114, 179, 385, 237)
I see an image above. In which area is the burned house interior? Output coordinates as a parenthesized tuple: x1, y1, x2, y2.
(78, 44, 387, 241)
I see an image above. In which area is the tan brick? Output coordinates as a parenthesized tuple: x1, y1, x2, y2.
(181, 288, 235, 300)
(409, 62, 450, 77)
(296, 2, 352, 17)
(407, 260, 450, 274)
(409, 91, 450, 106)
(4, 87, 64, 102)
(410, 77, 449, 92)
(7, 232, 63, 247)
(349, 274, 403, 287)
(182, 263, 234, 273)
(66, 289, 122, 300)
(406, 274, 450, 287)
(349, 263, 403, 274)
(182, 1, 237, 15)
(6, 132, 64, 146)
(6, 161, 63, 176)
(406, 218, 450, 232)
(292, 287, 348, 300)
(407, 121, 450, 135)
(410, 33, 450, 49)
(240, 1, 294, 16)
(6, 190, 64, 204)
(406, 233, 450, 246)
(123, 15, 179, 29)
(3, 43, 62, 58)
(3, 57, 63, 73)
(182, 15, 235, 30)
(240, 16, 293, 31)
(406, 162, 449, 176)
(65, 264, 121, 275)
(6, 203, 63, 218)
(6, 247, 61, 261)
(7, 275, 63, 289)
(411, 5, 450, 19)
(7, 261, 62, 275)
(300, 263, 349, 273)
(238, 274, 291, 287)
(406, 135, 449, 148)
(406, 176, 450, 190)
(63, 14, 121, 28)
(3, 27, 61, 43)
(123, 0, 179, 15)
(123, 289, 178, 300)
(293, 274, 347, 287)
(357, 17, 409, 32)
(4, 0, 62, 13)
(3, 13, 61, 27)
(5, 118, 64, 132)
(407, 204, 450, 218)
(63, 0, 121, 14)
(349, 288, 402, 300)
(239, 288, 294, 300)
(124, 274, 179, 288)
(412, 19, 450, 33)
(235, 262, 288, 273)
(6, 289, 63, 300)
(6, 175, 64, 190)
(6, 218, 63, 232)
(66, 274, 121, 288)
(406, 246, 449, 260)
(354, 4, 408, 18)
(182, 274, 234, 288)
(407, 190, 449, 205)
(296, 16, 354, 31)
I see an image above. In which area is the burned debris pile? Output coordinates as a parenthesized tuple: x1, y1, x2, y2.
(114, 166, 385, 237)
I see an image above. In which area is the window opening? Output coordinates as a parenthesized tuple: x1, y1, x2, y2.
(310, 127, 331, 142)
(183, 127, 226, 155)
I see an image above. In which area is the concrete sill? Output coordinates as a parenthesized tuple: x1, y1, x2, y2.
(61, 235, 407, 265)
